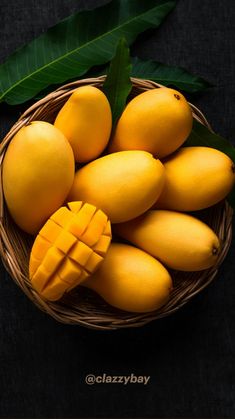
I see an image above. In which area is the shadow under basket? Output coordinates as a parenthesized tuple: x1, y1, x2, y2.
(0, 76, 233, 330)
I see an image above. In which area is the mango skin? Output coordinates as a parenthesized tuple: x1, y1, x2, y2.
(109, 87, 193, 158)
(155, 146, 235, 211)
(82, 243, 173, 313)
(115, 210, 220, 272)
(2, 121, 75, 235)
(68, 150, 165, 223)
(54, 86, 112, 163)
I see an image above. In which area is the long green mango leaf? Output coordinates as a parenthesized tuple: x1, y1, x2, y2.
(186, 120, 235, 208)
(131, 57, 211, 93)
(0, 0, 176, 105)
(34, 55, 210, 100)
(103, 38, 132, 126)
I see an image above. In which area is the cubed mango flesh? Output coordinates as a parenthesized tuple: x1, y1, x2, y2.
(29, 201, 112, 301)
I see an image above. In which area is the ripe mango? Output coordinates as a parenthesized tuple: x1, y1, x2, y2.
(68, 150, 165, 223)
(2, 121, 75, 235)
(109, 87, 193, 158)
(54, 86, 112, 163)
(155, 147, 235, 211)
(82, 243, 173, 313)
(29, 201, 112, 301)
(115, 210, 220, 271)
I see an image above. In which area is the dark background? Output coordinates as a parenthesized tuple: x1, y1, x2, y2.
(0, 0, 235, 417)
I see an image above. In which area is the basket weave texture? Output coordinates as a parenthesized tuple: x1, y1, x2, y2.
(0, 76, 233, 330)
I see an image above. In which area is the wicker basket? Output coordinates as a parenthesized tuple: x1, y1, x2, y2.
(0, 76, 233, 330)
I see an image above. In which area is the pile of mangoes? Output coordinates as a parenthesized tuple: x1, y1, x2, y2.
(2, 85, 235, 312)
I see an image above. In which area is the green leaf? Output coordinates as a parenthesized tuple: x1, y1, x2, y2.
(186, 120, 235, 162)
(131, 57, 211, 93)
(34, 53, 211, 100)
(186, 120, 235, 208)
(0, 0, 176, 105)
(103, 38, 132, 126)
(228, 187, 235, 208)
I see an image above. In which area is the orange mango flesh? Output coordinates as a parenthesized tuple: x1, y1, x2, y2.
(29, 201, 112, 301)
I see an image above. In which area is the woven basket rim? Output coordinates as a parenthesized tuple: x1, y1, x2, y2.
(0, 76, 233, 330)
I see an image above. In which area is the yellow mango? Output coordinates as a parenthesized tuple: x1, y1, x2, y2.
(54, 86, 112, 163)
(155, 147, 235, 211)
(2, 121, 75, 235)
(29, 201, 112, 301)
(68, 150, 165, 223)
(115, 210, 220, 271)
(82, 243, 173, 313)
(109, 87, 193, 158)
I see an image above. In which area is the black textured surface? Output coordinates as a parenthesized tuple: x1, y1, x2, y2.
(0, 1, 235, 417)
